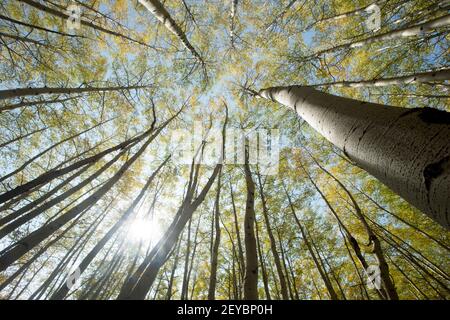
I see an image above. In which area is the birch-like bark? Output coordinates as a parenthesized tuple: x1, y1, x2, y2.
(256, 86, 450, 229)
(0, 84, 150, 100)
(230, 0, 238, 47)
(137, 0, 203, 63)
(307, 14, 450, 58)
(312, 68, 450, 87)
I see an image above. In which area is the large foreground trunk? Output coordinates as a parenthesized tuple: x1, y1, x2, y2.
(256, 86, 450, 229)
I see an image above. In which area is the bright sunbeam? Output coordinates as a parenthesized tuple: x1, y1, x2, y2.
(128, 218, 163, 244)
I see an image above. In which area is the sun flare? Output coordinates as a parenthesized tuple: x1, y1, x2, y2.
(128, 218, 163, 244)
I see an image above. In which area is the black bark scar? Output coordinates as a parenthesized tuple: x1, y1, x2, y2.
(399, 107, 450, 125)
(423, 155, 450, 193)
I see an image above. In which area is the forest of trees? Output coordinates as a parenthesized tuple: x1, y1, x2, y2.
(0, 0, 449, 300)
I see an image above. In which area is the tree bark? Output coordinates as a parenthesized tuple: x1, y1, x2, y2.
(256, 171, 289, 299)
(0, 130, 160, 272)
(180, 216, 192, 300)
(0, 106, 178, 205)
(117, 105, 227, 300)
(230, 181, 246, 281)
(0, 126, 48, 148)
(17, 0, 155, 49)
(283, 184, 339, 300)
(243, 141, 258, 300)
(256, 85, 450, 229)
(0, 118, 112, 183)
(307, 14, 450, 58)
(0, 84, 150, 101)
(1, 96, 80, 113)
(255, 219, 271, 300)
(208, 172, 222, 300)
(312, 68, 450, 87)
(137, 0, 203, 63)
(49, 157, 168, 299)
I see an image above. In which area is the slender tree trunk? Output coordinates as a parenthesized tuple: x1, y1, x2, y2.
(49, 157, 168, 299)
(0, 127, 48, 148)
(255, 219, 271, 300)
(137, 0, 203, 63)
(1, 96, 80, 113)
(307, 150, 399, 299)
(298, 160, 386, 299)
(388, 255, 429, 299)
(0, 118, 112, 183)
(284, 184, 339, 300)
(230, 0, 238, 47)
(312, 68, 450, 88)
(180, 217, 192, 300)
(208, 172, 222, 300)
(30, 200, 110, 299)
(0, 106, 177, 205)
(185, 214, 203, 299)
(275, 230, 297, 300)
(0, 84, 150, 101)
(0, 202, 92, 292)
(256, 171, 289, 299)
(255, 86, 450, 229)
(243, 141, 258, 300)
(284, 250, 301, 300)
(17, 0, 154, 49)
(230, 182, 246, 281)
(0, 146, 126, 239)
(307, 14, 450, 58)
(0, 130, 159, 272)
(165, 237, 182, 300)
(0, 163, 94, 228)
(117, 106, 227, 300)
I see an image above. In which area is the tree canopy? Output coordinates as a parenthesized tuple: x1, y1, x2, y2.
(0, 0, 449, 300)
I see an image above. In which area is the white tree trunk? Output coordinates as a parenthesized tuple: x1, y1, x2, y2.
(311, 14, 450, 57)
(137, 0, 202, 62)
(313, 68, 450, 87)
(0, 84, 149, 100)
(257, 86, 450, 229)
